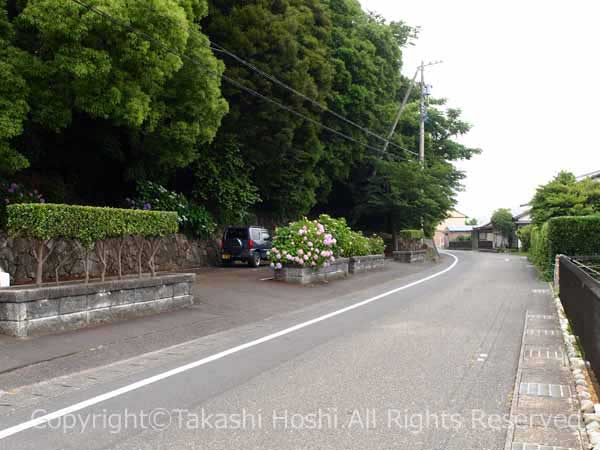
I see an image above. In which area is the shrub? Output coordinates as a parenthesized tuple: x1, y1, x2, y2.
(368, 235, 385, 255)
(398, 229, 424, 251)
(516, 225, 533, 252)
(399, 229, 424, 240)
(317, 214, 354, 257)
(128, 181, 215, 238)
(270, 218, 338, 269)
(317, 215, 384, 257)
(547, 215, 600, 259)
(529, 216, 600, 281)
(346, 231, 371, 257)
(0, 181, 45, 228)
(530, 223, 551, 279)
(7, 204, 178, 284)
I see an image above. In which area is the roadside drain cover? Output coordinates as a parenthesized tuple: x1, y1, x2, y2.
(526, 329, 560, 336)
(532, 289, 551, 295)
(519, 383, 570, 398)
(527, 314, 555, 320)
(512, 444, 574, 450)
(524, 348, 565, 360)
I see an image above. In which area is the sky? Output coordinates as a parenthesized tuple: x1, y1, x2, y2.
(358, 0, 600, 224)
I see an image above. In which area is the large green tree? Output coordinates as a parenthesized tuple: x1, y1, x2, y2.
(0, 6, 29, 174)
(203, 0, 335, 219)
(530, 171, 600, 225)
(3, 0, 227, 201)
(491, 208, 514, 248)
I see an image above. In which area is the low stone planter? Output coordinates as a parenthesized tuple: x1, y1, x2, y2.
(348, 254, 385, 274)
(274, 258, 349, 285)
(0, 273, 195, 337)
(393, 250, 427, 263)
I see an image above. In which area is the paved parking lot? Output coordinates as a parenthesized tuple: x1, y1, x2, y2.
(0, 258, 438, 390)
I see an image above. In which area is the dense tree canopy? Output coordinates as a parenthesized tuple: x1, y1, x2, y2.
(2, 0, 227, 199)
(1, 0, 481, 240)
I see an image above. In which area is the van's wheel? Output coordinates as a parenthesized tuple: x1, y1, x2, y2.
(248, 253, 261, 267)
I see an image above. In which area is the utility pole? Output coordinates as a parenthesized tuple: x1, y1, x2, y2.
(419, 60, 426, 166)
(383, 60, 442, 156)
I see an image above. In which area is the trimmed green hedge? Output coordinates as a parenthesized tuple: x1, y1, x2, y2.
(530, 222, 550, 277)
(7, 204, 179, 284)
(7, 204, 178, 244)
(529, 215, 600, 280)
(547, 215, 600, 258)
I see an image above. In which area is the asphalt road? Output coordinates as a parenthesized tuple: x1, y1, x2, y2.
(0, 251, 550, 450)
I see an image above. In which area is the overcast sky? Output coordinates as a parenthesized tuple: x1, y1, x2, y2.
(358, 0, 600, 223)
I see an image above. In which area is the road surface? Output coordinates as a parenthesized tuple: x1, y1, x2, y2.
(0, 251, 550, 450)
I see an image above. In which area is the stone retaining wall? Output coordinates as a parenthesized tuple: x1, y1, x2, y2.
(348, 255, 385, 274)
(393, 250, 427, 263)
(0, 273, 195, 337)
(274, 258, 349, 285)
(0, 233, 216, 284)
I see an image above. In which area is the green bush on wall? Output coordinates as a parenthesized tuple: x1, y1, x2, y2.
(7, 204, 178, 285)
(8, 204, 178, 243)
(399, 229, 424, 240)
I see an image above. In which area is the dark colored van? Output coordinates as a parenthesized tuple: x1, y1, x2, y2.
(221, 226, 272, 267)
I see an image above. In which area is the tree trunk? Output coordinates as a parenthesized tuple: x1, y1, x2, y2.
(135, 236, 144, 277)
(390, 214, 398, 252)
(117, 239, 124, 280)
(35, 241, 44, 286)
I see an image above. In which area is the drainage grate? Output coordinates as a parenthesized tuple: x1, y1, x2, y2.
(524, 348, 565, 360)
(526, 329, 560, 336)
(527, 314, 555, 320)
(512, 444, 574, 450)
(519, 383, 570, 398)
(532, 289, 551, 295)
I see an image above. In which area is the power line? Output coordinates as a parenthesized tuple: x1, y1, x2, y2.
(68, 0, 411, 164)
(210, 40, 419, 157)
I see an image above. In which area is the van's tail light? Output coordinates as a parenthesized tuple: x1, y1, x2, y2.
(248, 239, 254, 249)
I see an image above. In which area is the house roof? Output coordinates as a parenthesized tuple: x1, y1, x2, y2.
(447, 225, 474, 232)
(577, 170, 600, 180)
(449, 209, 468, 218)
(474, 222, 493, 231)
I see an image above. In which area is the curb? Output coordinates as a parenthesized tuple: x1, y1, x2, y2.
(503, 309, 530, 450)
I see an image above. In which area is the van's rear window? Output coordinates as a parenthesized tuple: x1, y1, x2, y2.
(226, 228, 248, 240)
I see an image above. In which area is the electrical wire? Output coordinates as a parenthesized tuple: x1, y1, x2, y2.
(209, 41, 419, 157)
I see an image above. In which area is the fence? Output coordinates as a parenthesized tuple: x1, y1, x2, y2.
(559, 255, 600, 376)
(478, 240, 493, 249)
(448, 240, 472, 250)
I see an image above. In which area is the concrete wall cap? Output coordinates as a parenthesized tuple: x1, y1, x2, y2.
(0, 273, 196, 303)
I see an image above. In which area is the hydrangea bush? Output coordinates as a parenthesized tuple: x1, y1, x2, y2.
(127, 181, 216, 238)
(270, 215, 385, 270)
(269, 218, 338, 270)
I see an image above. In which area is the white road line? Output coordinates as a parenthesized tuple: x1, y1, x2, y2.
(260, 277, 274, 281)
(0, 252, 459, 440)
